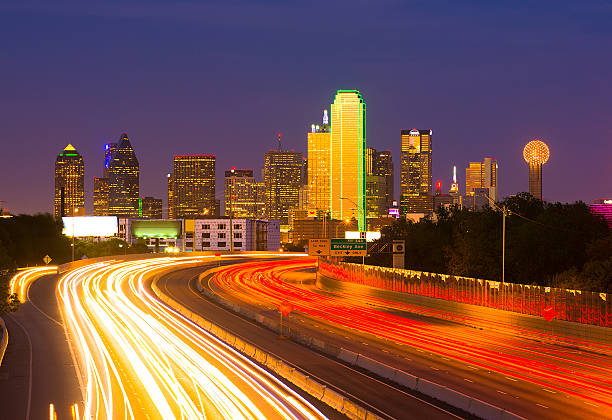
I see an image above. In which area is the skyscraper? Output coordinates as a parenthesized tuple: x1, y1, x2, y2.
(330, 90, 367, 231)
(263, 150, 303, 224)
(307, 109, 332, 215)
(167, 173, 174, 219)
(54, 144, 85, 218)
(523, 140, 550, 200)
(400, 129, 433, 214)
(169, 155, 216, 218)
(141, 196, 163, 219)
(224, 168, 265, 217)
(107, 133, 140, 218)
(465, 157, 498, 201)
(366, 148, 394, 217)
(93, 177, 109, 216)
(92, 141, 118, 216)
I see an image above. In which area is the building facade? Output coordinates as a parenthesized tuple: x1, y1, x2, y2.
(330, 90, 367, 231)
(263, 150, 303, 224)
(54, 144, 85, 218)
(400, 129, 433, 214)
(224, 168, 266, 217)
(169, 155, 216, 218)
(93, 177, 109, 216)
(307, 109, 332, 215)
(107, 133, 140, 218)
(465, 157, 498, 201)
(141, 196, 163, 219)
(366, 148, 394, 217)
(189, 218, 280, 252)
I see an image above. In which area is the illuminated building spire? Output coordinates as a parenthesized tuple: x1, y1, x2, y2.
(453, 165, 457, 184)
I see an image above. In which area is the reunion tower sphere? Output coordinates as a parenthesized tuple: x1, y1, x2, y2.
(523, 139, 550, 200)
(523, 139, 550, 165)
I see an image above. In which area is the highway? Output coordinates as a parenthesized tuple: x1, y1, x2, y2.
(202, 258, 612, 419)
(155, 260, 461, 420)
(2, 259, 337, 420)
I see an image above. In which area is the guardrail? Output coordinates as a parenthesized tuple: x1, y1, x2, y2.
(197, 268, 524, 420)
(319, 259, 611, 327)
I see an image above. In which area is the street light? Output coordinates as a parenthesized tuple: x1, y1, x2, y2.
(340, 196, 366, 233)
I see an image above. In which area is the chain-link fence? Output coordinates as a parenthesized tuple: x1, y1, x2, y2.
(319, 259, 611, 327)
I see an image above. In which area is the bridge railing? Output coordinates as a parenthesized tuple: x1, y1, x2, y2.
(318, 259, 611, 327)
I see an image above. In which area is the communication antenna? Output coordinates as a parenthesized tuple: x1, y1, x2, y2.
(453, 165, 457, 184)
(277, 133, 282, 151)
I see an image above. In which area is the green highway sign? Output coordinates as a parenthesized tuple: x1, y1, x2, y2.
(330, 238, 367, 257)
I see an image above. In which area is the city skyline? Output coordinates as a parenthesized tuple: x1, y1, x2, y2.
(1, 2, 611, 214)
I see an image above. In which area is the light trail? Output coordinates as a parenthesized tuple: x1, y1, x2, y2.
(54, 257, 328, 420)
(9, 266, 58, 302)
(209, 259, 612, 410)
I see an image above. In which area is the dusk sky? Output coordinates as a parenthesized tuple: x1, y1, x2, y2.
(1, 1, 611, 215)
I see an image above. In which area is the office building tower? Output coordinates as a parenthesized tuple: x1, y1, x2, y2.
(169, 155, 216, 218)
(54, 144, 85, 218)
(366, 148, 394, 217)
(93, 177, 109, 216)
(167, 173, 174, 219)
(91, 141, 118, 216)
(141, 196, 163, 219)
(107, 133, 140, 218)
(465, 157, 498, 202)
(263, 150, 303, 224)
(523, 140, 550, 200)
(449, 165, 459, 197)
(400, 129, 433, 214)
(330, 90, 367, 231)
(307, 109, 332, 215)
(224, 168, 266, 217)
(103, 142, 117, 177)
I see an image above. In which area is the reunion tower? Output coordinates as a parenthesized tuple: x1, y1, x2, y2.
(523, 139, 550, 200)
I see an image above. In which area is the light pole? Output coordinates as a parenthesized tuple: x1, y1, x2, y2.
(480, 193, 508, 284)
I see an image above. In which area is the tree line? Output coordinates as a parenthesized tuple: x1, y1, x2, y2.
(0, 214, 149, 313)
(362, 193, 611, 293)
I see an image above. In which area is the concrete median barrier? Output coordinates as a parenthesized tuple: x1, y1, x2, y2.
(321, 388, 345, 412)
(305, 377, 326, 400)
(338, 348, 359, 365)
(392, 369, 418, 390)
(355, 355, 395, 381)
(342, 399, 369, 420)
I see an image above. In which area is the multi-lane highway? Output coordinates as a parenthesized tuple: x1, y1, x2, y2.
(202, 258, 612, 419)
(3, 254, 610, 419)
(155, 260, 461, 420)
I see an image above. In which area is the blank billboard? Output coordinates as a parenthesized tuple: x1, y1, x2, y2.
(63, 216, 118, 237)
(131, 220, 182, 238)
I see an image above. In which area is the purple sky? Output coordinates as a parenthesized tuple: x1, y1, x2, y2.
(1, 1, 611, 215)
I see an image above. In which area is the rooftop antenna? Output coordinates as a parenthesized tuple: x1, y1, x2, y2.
(277, 133, 282, 151)
(453, 165, 457, 184)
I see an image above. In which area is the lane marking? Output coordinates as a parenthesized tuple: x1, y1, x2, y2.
(542, 388, 556, 394)
(496, 390, 507, 395)
(536, 403, 548, 409)
(505, 376, 518, 382)
(464, 378, 473, 382)
(584, 402, 600, 408)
